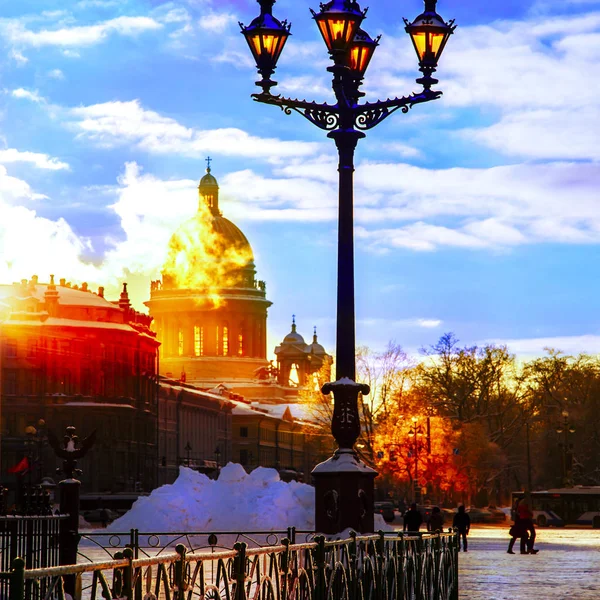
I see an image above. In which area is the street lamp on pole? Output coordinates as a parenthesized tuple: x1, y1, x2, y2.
(409, 417, 424, 503)
(240, 0, 455, 534)
(184, 442, 192, 468)
(556, 410, 576, 487)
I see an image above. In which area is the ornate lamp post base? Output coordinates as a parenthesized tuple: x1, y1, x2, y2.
(312, 378, 377, 534)
(313, 448, 377, 534)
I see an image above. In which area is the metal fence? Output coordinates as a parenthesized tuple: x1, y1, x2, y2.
(2, 530, 459, 600)
(0, 515, 66, 600)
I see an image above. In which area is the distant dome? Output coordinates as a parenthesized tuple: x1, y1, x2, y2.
(310, 327, 326, 355)
(282, 318, 306, 345)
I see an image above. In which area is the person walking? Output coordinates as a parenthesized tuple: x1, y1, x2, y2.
(452, 505, 471, 552)
(403, 503, 423, 532)
(507, 509, 528, 554)
(517, 502, 538, 554)
(428, 506, 444, 532)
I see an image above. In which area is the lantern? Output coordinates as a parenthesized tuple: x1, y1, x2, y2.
(311, 0, 366, 55)
(240, 0, 291, 88)
(404, 0, 455, 68)
(348, 28, 380, 79)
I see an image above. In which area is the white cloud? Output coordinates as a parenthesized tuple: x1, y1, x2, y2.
(68, 99, 323, 160)
(199, 12, 236, 33)
(11, 88, 46, 104)
(1, 15, 162, 49)
(0, 149, 69, 171)
(47, 68, 65, 80)
(9, 48, 28, 65)
(488, 335, 600, 356)
(358, 317, 443, 329)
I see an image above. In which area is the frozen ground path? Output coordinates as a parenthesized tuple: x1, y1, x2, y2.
(459, 527, 600, 600)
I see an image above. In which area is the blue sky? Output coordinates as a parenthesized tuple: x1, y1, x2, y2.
(0, 0, 599, 359)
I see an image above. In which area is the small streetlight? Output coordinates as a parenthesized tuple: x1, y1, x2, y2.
(556, 410, 576, 487)
(214, 446, 221, 467)
(184, 442, 192, 467)
(409, 417, 424, 503)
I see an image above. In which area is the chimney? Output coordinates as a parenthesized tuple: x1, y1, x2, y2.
(98, 286, 104, 298)
(44, 274, 59, 316)
(60, 278, 66, 286)
(81, 282, 88, 292)
(119, 283, 131, 312)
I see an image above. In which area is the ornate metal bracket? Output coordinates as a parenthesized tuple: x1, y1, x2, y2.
(253, 88, 441, 132)
(252, 93, 340, 131)
(48, 425, 96, 480)
(354, 89, 443, 130)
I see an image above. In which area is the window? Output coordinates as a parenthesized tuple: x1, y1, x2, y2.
(216, 326, 220, 355)
(81, 368, 92, 396)
(5, 339, 17, 358)
(240, 426, 248, 438)
(178, 328, 184, 357)
(223, 324, 229, 356)
(238, 333, 244, 356)
(239, 449, 248, 466)
(4, 369, 17, 395)
(194, 326, 203, 357)
(27, 340, 37, 358)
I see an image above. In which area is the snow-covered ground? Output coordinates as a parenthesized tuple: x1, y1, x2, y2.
(459, 527, 600, 599)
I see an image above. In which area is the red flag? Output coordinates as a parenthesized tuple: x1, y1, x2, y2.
(8, 456, 29, 474)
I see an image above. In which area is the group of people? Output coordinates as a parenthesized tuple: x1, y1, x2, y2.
(402, 501, 539, 555)
(507, 501, 539, 554)
(402, 503, 471, 552)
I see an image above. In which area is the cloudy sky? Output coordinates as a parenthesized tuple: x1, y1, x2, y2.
(0, 0, 599, 358)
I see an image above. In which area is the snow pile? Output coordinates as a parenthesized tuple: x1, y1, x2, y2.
(108, 463, 316, 532)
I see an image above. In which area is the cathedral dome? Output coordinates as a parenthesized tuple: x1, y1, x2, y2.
(200, 170, 218, 187)
(161, 163, 257, 291)
(211, 215, 254, 259)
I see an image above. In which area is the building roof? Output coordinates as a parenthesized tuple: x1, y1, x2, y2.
(0, 282, 117, 309)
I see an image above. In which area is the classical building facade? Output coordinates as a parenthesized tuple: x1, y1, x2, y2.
(156, 378, 233, 485)
(0, 277, 159, 494)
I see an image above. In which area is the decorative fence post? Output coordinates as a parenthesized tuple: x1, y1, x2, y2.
(312, 535, 327, 600)
(9, 557, 25, 600)
(233, 542, 247, 600)
(174, 544, 187, 600)
(49, 426, 96, 597)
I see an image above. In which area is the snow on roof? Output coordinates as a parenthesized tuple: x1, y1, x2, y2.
(4, 317, 139, 333)
(60, 402, 135, 409)
(0, 283, 118, 309)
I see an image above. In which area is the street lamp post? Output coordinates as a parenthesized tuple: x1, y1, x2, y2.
(184, 442, 192, 468)
(240, 0, 454, 533)
(556, 410, 576, 487)
(409, 417, 424, 504)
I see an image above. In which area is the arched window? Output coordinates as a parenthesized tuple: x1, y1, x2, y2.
(289, 363, 300, 387)
(216, 326, 220, 356)
(194, 325, 204, 357)
(223, 324, 229, 356)
(238, 333, 244, 357)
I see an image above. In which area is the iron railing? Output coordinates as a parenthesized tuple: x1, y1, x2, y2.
(0, 514, 66, 600)
(2, 530, 459, 600)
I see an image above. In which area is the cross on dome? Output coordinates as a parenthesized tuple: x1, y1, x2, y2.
(205, 156, 212, 172)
